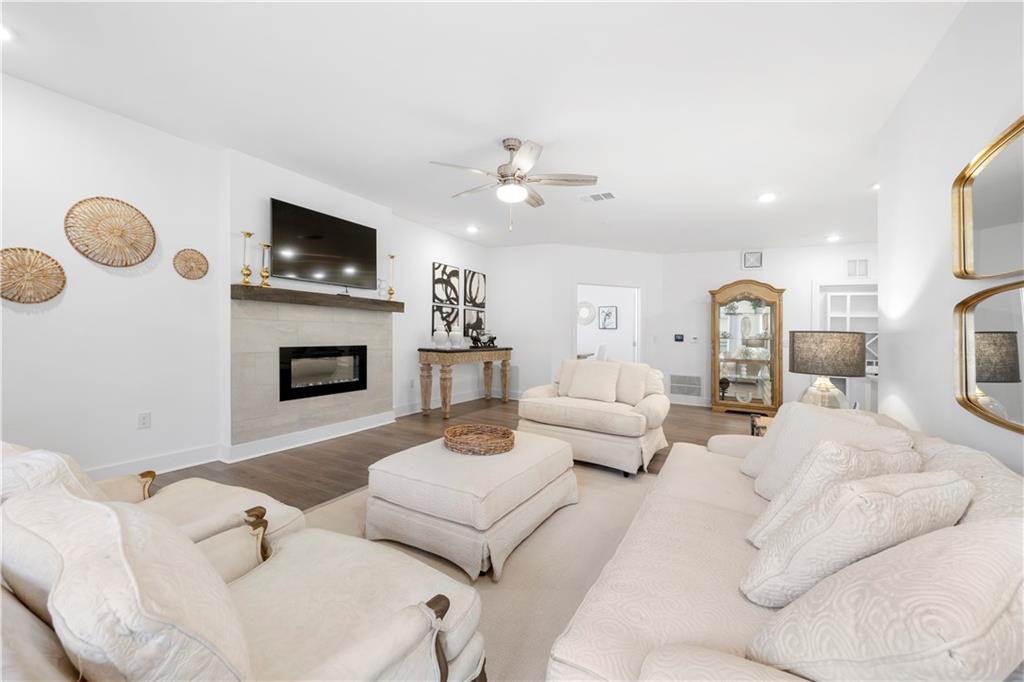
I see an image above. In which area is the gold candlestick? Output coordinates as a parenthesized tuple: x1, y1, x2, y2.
(387, 254, 396, 301)
(240, 231, 253, 285)
(259, 243, 271, 287)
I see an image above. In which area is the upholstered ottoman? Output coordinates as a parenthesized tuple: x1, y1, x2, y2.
(366, 431, 578, 581)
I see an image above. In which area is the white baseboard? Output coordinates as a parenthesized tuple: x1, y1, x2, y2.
(225, 410, 396, 463)
(393, 389, 488, 418)
(86, 444, 224, 479)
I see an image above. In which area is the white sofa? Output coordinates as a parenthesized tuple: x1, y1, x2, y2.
(2, 483, 486, 682)
(518, 360, 670, 475)
(546, 426, 1024, 680)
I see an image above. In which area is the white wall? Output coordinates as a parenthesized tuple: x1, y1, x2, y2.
(658, 243, 878, 406)
(1, 76, 223, 474)
(877, 1, 1023, 472)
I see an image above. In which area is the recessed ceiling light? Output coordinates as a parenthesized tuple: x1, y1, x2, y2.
(826, 234, 842, 243)
(466, 225, 479, 234)
(312, 272, 326, 279)
(0, 25, 14, 42)
(278, 248, 295, 259)
(757, 192, 777, 204)
(871, 183, 881, 191)
(343, 266, 357, 275)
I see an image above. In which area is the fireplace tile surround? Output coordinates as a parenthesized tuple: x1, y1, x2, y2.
(231, 299, 393, 444)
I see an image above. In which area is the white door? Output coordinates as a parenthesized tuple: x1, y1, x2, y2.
(576, 284, 640, 362)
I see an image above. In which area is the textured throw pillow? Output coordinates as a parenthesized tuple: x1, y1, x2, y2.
(748, 517, 1024, 681)
(1, 449, 106, 503)
(556, 359, 579, 397)
(616, 362, 650, 405)
(644, 368, 666, 396)
(917, 439, 1024, 523)
(3, 484, 251, 681)
(568, 361, 621, 403)
(742, 471, 974, 607)
(747, 440, 921, 547)
(753, 403, 913, 499)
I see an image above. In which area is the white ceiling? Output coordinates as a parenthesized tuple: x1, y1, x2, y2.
(2, 2, 963, 252)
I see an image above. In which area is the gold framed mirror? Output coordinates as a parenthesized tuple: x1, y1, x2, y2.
(952, 115, 1024, 279)
(710, 279, 785, 416)
(955, 280, 1024, 434)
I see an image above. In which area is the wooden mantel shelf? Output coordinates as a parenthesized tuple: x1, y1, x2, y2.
(230, 284, 405, 313)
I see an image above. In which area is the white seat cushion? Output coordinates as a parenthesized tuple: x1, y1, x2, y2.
(747, 440, 921, 547)
(2, 588, 78, 682)
(139, 477, 306, 540)
(232, 529, 481, 676)
(2, 484, 251, 681)
(549, 494, 774, 681)
(518, 396, 648, 437)
(753, 403, 913, 499)
(568, 361, 621, 402)
(368, 431, 573, 529)
(748, 517, 1024, 681)
(655, 443, 768, 517)
(742, 471, 974, 607)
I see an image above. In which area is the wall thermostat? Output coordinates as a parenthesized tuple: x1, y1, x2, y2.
(674, 334, 685, 342)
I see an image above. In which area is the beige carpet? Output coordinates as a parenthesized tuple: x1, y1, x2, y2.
(304, 464, 657, 682)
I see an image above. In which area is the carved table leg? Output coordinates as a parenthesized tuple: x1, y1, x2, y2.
(440, 365, 453, 419)
(420, 363, 433, 416)
(483, 361, 494, 400)
(501, 359, 510, 402)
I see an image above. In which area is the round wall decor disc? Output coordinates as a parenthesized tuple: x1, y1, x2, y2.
(64, 196, 156, 267)
(1, 247, 67, 303)
(173, 248, 209, 280)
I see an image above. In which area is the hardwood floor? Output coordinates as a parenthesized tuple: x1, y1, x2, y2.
(155, 399, 749, 509)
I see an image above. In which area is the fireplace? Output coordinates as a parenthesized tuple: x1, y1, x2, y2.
(279, 346, 367, 401)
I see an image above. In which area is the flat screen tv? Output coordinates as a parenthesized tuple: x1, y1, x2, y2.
(270, 198, 377, 289)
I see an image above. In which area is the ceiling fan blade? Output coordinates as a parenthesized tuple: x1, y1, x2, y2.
(524, 185, 545, 208)
(527, 173, 598, 187)
(451, 182, 497, 199)
(510, 140, 543, 175)
(430, 161, 497, 178)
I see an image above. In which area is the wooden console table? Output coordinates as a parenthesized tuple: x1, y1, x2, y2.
(418, 347, 512, 419)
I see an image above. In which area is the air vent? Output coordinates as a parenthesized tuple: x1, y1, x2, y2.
(670, 375, 702, 397)
(580, 192, 616, 203)
(847, 259, 869, 277)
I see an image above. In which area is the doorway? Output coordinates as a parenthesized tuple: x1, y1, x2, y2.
(576, 284, 640, 362)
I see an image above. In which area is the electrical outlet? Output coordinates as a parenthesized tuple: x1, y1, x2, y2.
(137, 412, 151, 430)
(409, 379, 415, 389)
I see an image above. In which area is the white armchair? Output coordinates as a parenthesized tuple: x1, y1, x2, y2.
(1, 442, 304, 542)
(518, 360, 670, 475)
(2, 484, 486, 682)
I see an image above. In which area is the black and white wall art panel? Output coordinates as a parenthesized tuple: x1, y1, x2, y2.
(464, 309, 486, 337)
(464, 270, 486, 308)
(432, 262, 460, 305)
(432, 305, 459, 334)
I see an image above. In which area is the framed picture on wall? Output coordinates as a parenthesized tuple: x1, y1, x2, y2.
(741, 250, 764, 269)
(464, 270, 486, 308)
(464, 309, 486, 337)
(432, 262, 459, 305)
(598, 306, 618, 330)
(432, 305, 459, 334)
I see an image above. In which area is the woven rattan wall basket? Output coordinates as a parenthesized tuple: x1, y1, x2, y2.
(64, 197, 156, 267)
(1, 247, 67, 303)
(173, 248, 209, 280)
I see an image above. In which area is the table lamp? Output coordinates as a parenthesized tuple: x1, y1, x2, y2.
(789, 331, 866, 409)
(974, 331, 1021, 420)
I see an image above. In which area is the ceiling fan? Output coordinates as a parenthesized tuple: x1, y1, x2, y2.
(430, 137, 598, 208)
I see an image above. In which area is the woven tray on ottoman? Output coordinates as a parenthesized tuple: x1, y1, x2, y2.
(444, 424, 515, 455)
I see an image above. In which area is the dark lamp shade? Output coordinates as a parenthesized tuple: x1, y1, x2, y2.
(975, 331, 1021, 383)
(789, 331, 866, 378)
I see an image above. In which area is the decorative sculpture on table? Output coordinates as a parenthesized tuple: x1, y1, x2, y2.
(387, 254, 396, 301)
(64, 197, 155, 267)
(1, 247, 66, 303)
(259, 243, 271, 287)
(240, 231, 253, 285)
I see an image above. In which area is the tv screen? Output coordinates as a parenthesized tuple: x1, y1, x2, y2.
(270, 198, 377, 289)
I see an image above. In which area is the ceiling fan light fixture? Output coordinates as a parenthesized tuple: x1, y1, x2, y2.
(496, 181, 528, 204)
